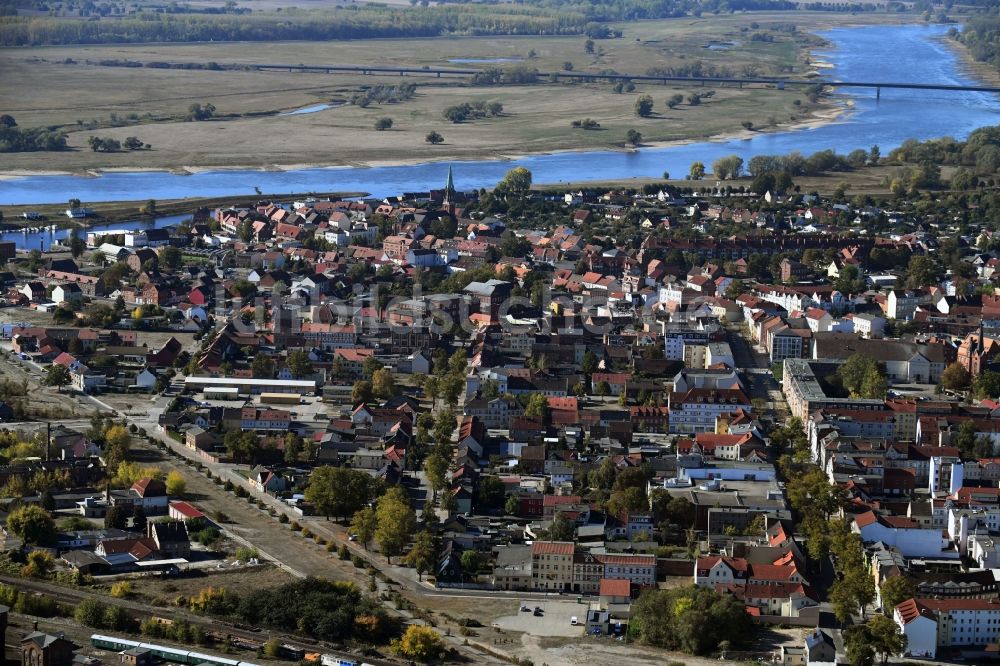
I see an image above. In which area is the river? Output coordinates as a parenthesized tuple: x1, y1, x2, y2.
(1, 23, 998, 210)
(0, 214, 190, 252)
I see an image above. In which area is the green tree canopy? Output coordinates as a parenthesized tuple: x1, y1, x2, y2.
(6, 504, 56, 546)
(305, 467, 377, 522)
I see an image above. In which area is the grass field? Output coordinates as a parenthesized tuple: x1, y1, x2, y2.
(0, 12, 922, 174)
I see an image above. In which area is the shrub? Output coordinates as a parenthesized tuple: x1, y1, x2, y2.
(110, 581, 133, 598)
(234, 547, 259, 563)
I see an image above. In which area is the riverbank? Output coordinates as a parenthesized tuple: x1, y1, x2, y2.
(0, 13, 851, 178)
(0, 96, 851, 185)
(939, 28, 1000, 90)
(1, 23, 994, 206)
(0, 191, 368, 229)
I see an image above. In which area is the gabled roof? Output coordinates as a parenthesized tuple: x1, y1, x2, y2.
(531, 541, 574, 556)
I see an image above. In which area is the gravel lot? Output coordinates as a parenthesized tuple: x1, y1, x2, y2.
(494, 600, 586, 637)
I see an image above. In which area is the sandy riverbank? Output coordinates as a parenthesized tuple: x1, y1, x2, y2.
(0, 95, 852, 182)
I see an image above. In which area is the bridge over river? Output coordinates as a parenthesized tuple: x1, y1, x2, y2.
(252, 63, 1000, 100)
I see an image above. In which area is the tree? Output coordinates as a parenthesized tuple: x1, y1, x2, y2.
(375, 486, 416, 562)
(940, 362, 972, 391)
(836, 354, 887, 399)
(75, 598, 109, 628)
(634, 94, 654, 117)
(69, 229, 85, 259)
(187, 102, 216, 121)
(105, 504, 129, 530)
(251, 354, 275, 379)
(433, 408, 457, 449)
(524, 393, 549, 421)
(223, 430, 260, 464)
(372, 367, 396, 399)
(124, 136, 144, 150)
(286, 350, 313, 378)
(549, 512, 576, 541)
(476, 475, 505, 512)
(132, 505, 147, 533)
(595, 380, 611, 397)
(904, 254, 941, 289)
(362, 355, 384, 378)
(0, 114, 15, 128)
(504, 494, 520, 516)
(667, 93, 684, 109)
(497, 166, 532, 197)
(422, 375, 439, 403)
(867, 614, 907, 666)
(689, 161, 706, 180)
(165, 471, 186, 498)
(374, 117, 393, 131)
(6, 505, 55, 546)
(22, 550, 54, 578)
(424, 453, 449, 497)
(712, 155, 744, 180)
(631, 586, 754, 654)
(585, 38, 595, 53)
(406, 530, 436, 580)
(459, 549, 481, 581)
(352, 380, 374, 405)
(626, 128, 642, 146)
(305, 467, 376, 522)
(161, 246, 183, 269)
(844, 625, 876, 666)
(393, 625, 445, 662)
(425, 131, 444, 144)
(975, 370, 1000, 399)
(831, 565, 875, 623)
(351, 505, 377, 550)
(103, 425, 131, 475)
(45, 364, 70, 392)
(448, 349, 467, 374)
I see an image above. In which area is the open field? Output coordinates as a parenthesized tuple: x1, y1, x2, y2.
(0, 12, 922, 174)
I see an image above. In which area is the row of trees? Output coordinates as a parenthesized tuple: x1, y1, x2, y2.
(187, 577, 397, 643)
(87, 135, 148, 152)
(442, 100, 503, 123)
(0, 114, 67, 152)
(0, 7, 590, 47)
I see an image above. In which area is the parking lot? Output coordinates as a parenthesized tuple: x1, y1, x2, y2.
(493, 600, 586, 637)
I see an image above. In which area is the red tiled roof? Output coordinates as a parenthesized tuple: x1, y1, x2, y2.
(531, 541, 574, 556)
(599, 578, 631, 597)
(854, 510, 878, 528)
(169, 501, 204, 519)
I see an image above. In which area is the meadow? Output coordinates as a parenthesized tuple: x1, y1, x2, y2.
(0, 12, 916, 174)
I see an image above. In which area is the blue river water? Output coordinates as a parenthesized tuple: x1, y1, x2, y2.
(1, 23, 998, 209)
(0, 214, 190, 252)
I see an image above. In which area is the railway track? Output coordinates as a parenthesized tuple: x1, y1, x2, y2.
(2, 575, 397, 666)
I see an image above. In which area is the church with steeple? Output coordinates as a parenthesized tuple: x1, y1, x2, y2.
(443, 165, 457, 216)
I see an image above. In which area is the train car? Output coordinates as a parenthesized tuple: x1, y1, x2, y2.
(92, 635, 258, 666)
(186, 651, 241, 666)
(136, 642, 191, 664)
(91, 635, 142, 652)
(277, 645, 305, 660)
(320, 656, 358, 666)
